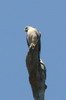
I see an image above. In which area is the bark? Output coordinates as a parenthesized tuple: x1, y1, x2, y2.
(26, 41, 46, 100)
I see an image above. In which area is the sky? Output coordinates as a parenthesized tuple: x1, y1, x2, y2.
(0, 0, 66, 100)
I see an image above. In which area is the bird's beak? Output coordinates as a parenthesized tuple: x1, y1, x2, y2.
(24, 27, 28, 32)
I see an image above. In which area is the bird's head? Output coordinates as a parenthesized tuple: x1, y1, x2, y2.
(24, 26, 29, 32)
(24, 26, 36, 32)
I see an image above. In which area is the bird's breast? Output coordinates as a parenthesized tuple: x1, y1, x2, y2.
(27, 32, 37, 44)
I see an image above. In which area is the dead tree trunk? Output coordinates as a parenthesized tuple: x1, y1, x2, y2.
(26, 41, 46, 100)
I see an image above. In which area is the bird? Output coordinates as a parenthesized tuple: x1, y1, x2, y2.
(24, 26, 41, 50)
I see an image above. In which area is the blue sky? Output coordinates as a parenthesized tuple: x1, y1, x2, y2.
(0, 0, 66, 100)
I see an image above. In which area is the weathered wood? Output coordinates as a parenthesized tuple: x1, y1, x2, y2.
(26, 40, 46, 100)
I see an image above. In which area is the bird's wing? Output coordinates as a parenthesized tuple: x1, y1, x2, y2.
(35, 31, 41, 52)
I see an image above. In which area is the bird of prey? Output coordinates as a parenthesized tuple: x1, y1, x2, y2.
(24, 26, 41, 50)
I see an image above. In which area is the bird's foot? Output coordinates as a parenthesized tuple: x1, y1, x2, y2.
(29, 43, 35, 49)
